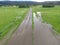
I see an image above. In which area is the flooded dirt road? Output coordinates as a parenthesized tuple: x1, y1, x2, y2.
(6, 9, 59, 45)
(33, 12, 59, 45)
(6, 8, 32, 45)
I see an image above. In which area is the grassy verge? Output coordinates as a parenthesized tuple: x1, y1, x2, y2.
(0, 7, 29, 39)
(32, 12, 34, 45)
(32, 13, 34, 29)
(32, 5, 60, 34)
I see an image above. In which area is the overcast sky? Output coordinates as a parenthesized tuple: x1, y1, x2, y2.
(0, 0, 60, 2)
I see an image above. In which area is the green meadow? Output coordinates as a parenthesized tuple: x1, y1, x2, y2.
(33, 6, 60, 34)
(0, 6, 29, 39)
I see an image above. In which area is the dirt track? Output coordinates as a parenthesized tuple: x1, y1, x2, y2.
(6, 9, 59, 45)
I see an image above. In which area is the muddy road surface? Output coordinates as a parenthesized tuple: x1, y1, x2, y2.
(6, 9, 60, 45)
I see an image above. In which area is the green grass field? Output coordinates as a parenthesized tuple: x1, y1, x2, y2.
(0, 7, 29, 39)
(32, 5, 60, 34)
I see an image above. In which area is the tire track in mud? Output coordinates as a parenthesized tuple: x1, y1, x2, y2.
(6, 8, 32, 45)
(33, 12, 59, 45)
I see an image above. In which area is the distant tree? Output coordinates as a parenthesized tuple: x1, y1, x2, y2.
(18, 3, 30, 8)
(0, 4, 2, 7)
(42, 2, 55, 8)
